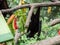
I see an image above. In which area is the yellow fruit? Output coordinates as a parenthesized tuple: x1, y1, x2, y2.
(20, 0, 26, 13)
(47, 7, 52, 14)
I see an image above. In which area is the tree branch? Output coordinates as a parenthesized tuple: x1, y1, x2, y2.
(1, 1, 60, 13)
(1, 4, 30, 13)
(49, 19, 60, 26)
(31, 35, 60, 45)
(25, 6, 35, 28)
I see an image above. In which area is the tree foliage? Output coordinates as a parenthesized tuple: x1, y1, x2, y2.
(3, 0, 60, 45)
